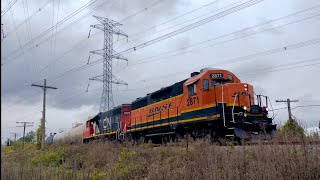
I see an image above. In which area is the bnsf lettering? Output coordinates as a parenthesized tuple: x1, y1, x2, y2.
(148, 102, 173, 116)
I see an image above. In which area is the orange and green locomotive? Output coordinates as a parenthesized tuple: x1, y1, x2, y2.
(79, 68, 276, 144)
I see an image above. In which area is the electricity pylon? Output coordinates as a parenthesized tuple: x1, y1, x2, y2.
(88, 15, 128, 112)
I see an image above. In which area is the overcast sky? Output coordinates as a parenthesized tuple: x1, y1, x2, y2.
(1, 0, 320, 143)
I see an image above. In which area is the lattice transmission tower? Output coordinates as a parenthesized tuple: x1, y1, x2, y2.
(88, 15, 128, 112)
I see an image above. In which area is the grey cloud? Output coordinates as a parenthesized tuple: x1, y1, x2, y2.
(1, 0, 320, 141)
(232, 17, 283, 39)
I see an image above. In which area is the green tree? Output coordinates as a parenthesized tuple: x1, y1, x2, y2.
(25, 131, 36, 142)
(17, 131, 36, 142)
(279, 119, 305, 139)
(36, 119, 42, 150)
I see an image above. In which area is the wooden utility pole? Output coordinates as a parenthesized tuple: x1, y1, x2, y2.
(31, 79, 57, 150)
(275, 99, 299, 121)
(16, 122, 33, 149)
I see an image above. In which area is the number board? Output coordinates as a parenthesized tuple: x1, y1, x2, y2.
(210, 73, 223, 79)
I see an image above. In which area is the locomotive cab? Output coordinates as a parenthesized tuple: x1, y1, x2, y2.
(183, 68, 276, 140)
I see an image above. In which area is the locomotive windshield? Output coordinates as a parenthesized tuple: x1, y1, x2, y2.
(211, 79, 230, 86)
(211, 80, 221, 86)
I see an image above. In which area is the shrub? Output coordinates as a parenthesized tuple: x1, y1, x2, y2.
(279, 119, 305, 139)
(32, 147, 67, 167)
(109, 148, 135, 179)
(90, 169, 106, 180)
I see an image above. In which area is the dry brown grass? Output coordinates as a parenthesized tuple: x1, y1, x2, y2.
(2, 137, 320, 180)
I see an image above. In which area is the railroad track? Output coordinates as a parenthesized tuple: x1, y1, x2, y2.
(149, 140, 320, 147)
(242, 140, 320, 146)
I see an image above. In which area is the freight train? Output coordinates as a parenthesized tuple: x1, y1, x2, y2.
(47, 68, 277, 145)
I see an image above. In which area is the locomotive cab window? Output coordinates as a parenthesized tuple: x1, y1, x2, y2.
(211, 80, 221, 86)
(228, 74, 233, 82)
(188, 83, 197, 95)
(203, 79, 209, 91)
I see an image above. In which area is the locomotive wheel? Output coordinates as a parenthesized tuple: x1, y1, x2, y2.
(216, 138, 227, 146)
(209, 130, 221, 145)
(162, 135, 170, 145)
(173, 132, 183, 142)
(234, 136, 243, 145)
(183, 132, 195, 143)
(133, 135, 146, 145)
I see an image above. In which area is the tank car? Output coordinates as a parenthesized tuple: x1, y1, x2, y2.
(46, 133, 56, 145)
(53, 123, 86, 144)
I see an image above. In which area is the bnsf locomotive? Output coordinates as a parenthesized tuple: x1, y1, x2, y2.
(48, 68, 276, 145)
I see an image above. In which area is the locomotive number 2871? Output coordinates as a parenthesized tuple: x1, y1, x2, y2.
(187, 96, 199, 106)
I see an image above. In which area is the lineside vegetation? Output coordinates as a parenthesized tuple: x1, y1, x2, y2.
(2, 130, 320, 180)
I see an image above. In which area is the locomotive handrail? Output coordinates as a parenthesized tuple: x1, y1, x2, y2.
(221, 84, 226, 127)
(267, 96, 275, 119)
(232, 93, 238, 123)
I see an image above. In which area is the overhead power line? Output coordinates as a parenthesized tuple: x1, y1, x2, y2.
(2, 0, 114, 65)
(10, 7, 320, 92)
(117, 4, 320, 50)
(139, 37, 320, 82)
(3, 0, 101, 61)
(22, 0, 41, 83)
(31, 37, 320, 86)
(14, 2, 320, 73)
(36, 0, 163, 74)
(119, 11, 320, 70)
(240, 60, 320, 78)
(30, 0, 220, 74)
(133, 0, 220, 35)
(115, 0, 224, 47)
(4, 0, 52, 38)
(2, 0, 162, 104)
(3, 0, 163, 65)
(120, 0, 163, 23)
(292, 105, 320, 109)
(119, 0, 265, 55)
(1, 0, 17, 17)
(30, 0, 270, 82)
(5, 0, 30, 76)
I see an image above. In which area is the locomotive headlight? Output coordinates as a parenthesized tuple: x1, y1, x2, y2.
(266, 107, 269, 111)
(244, 113, 247, 117)
(244, 84, 248, 88)
(243, 106, 247, 111)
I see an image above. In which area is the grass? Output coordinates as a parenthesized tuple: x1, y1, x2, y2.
(1, 135, 320, 180)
